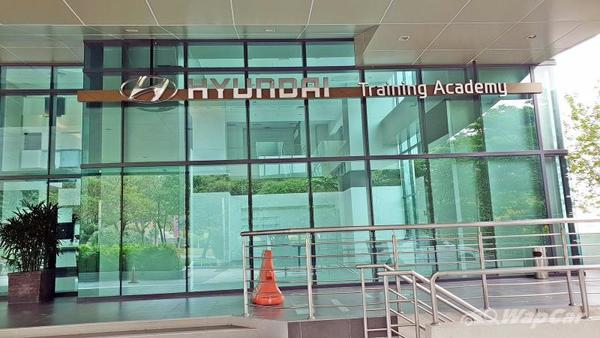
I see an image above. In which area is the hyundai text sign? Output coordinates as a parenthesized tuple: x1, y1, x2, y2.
(79, 75, 541, 103)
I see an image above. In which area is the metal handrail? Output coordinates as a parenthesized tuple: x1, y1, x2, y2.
(429, 264, 600, 324)
(241, 217, 599, 236)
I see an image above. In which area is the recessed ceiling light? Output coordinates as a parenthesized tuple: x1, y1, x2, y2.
(264, 28, 275, 32)
(398, 35, 410, 41)
(527, 34, 537, 39)
(125, 29, 139, 33)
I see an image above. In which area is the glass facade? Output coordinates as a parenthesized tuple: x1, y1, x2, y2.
(0, 40, 570, 297)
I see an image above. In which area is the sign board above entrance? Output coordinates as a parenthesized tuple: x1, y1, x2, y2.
(77, 76, 543, 103)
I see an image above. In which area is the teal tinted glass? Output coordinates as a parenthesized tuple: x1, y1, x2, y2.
(249, 99, 306, 159)
(311, 160, 369, 227)
(54, 67, 83, 89)
(122, 166, 186, 295)
(84, 44, 122, 68)
(370, 159, 430, 225)
(482, 95, 538, 151)
(84, 73, 122, 90)
(309, 99, 364, 157)
(188, 43, 244, 68)
(49, 178, 81, 293)
(51, 95, 83, 174)
(189, 165, 248, 291)
(251, 162, 309, 231)
(306, 71, 360, 87)
(478, 66, 531, 83)
(534, 65, 563, 149)
(367, 97, 421, 155)
(247, 42, 302, 67)
(421, 68, 466, 84)
(306, 41, 355, 66)
(188, 100, 247, 160)
(1, 67, 51, 89)
(0, 95, 50, 175)
(124, 44, 150, 68)
(124, 103, 185, 162)
(82, 103, 121, 164)
(364, 69, 418, 86)
(425, 97, 482, 153)
(153, 43, 184, 68)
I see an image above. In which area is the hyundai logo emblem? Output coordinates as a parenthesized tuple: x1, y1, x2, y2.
(120, 76, 178, 103)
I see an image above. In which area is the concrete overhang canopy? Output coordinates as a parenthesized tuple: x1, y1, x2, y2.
(0, 0, 597, 64)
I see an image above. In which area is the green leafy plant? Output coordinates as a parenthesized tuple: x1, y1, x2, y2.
(0, 202, 61, 272)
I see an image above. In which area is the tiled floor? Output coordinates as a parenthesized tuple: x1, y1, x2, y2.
(1, 273, 599, 329)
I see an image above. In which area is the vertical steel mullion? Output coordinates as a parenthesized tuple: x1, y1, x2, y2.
(243, 42, 255, 287)
(118, 45, 127, 295)
(302, 41, 317, 283)
(359, 69, 378, 272)
(183, 41, 190, 293)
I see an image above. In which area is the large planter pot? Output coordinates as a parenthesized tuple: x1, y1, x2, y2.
(8, 270, 55, 304)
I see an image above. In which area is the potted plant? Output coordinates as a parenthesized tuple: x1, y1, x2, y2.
(0, 202, 60, 303)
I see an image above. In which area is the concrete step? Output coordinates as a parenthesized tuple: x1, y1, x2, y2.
(0, 317, 270, 338)
(49, 324, 259, 338)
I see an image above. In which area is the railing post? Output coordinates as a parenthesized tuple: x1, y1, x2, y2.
(392, 233, 403, 319)
(578, 269, 590, 319)
(360, 268, 368, 338)
(477, 228, 490, 310)
(412, 274, 421, 338)
(242, 237, 249, 317)
(561, 226, 575, 306)
(430, 276, 439, 325)
(305, 234, 315, 320)
(383, 275, 392, 338)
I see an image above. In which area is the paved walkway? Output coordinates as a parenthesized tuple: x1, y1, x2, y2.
(2, 273, 600, 329)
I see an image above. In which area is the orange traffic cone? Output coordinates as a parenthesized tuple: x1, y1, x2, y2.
(252, 250, 285, 306)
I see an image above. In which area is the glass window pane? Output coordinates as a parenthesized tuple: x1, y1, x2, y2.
(364, 69, 418, 86)
(82, 103, 121, 164)
(309, 99, 364, 157)
(49, 179, 81, 293)
(84, 44, 122, 68)
(478, 66, 531, 83)
(312, 161, 369, 227)
(534, 65, 563, 150)
(78, 169, 121, 297)
(371, 159, 430, 225)
(307, 71, 359, 88)
(424, 97, 482, 153)
(122, 166, 186, 295)
(124, 103, 185, 162)
(421, 68, 466, 84)
(250, 100, 306, 159)
(54, 67, 83, 89)
(189, 165, 248, 291)
(84, 73, 122, 90)
(189, 100, 247, 160)
(367, 97, 421, 155)
(188, 43, 244, 68)
(545, 156, 566, 218)
(0, 180, 48, 295)
(247, 43, 302, 67)
(124, 44, 150, 68)
(1, 67, 51, 89)
(52, 96, 82, 174)
(482, 95, 538, 151)
(0, 95, 50, 175)
(153, 43, 183, 68)
(488, 156, 546, 267)
(251, 163, 309, 230)
(306, 41, 355, 66)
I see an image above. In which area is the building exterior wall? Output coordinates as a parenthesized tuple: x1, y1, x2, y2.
(0, 39, 569, 297)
